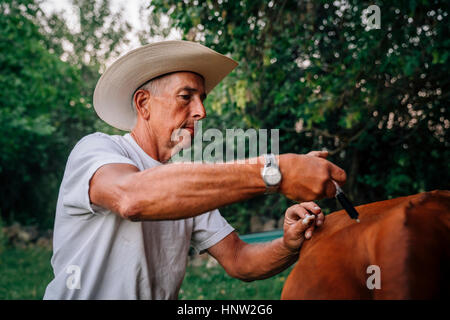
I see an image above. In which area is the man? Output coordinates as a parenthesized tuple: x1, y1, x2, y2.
(44, 41, 346, 299)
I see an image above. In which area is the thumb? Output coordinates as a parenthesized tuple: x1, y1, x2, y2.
(290, 214, 315, 237)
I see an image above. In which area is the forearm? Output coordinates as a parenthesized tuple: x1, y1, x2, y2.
(124, 158, 266, 220)
(232, 238, 299, 281)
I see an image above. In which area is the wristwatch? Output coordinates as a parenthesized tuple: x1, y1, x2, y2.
(261, 154, 282, 194)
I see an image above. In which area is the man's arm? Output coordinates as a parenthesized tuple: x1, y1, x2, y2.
(207, 203, 323, 281)
(89, 153, 346, 220)
(89, 159, 266, 220)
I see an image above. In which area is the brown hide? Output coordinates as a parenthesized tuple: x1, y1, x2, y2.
(281, 190, 450, 299)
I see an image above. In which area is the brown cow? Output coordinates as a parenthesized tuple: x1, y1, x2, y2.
(281, 190, 450, 299)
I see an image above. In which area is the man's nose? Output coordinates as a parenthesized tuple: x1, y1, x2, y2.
(192, 97, 206, 120)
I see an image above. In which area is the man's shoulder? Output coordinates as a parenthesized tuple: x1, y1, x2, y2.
(63, 132, 135, 176)
(68, 132, 130, 160)
(76, 131, 122, 144)
(72, 132, 126, 149)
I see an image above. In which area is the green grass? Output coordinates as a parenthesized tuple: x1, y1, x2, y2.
(0, 246, 53, 299)
(179, 263, 292, 300)
(0, 245, 291, 300)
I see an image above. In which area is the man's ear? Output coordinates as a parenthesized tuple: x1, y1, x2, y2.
(134, 89, 151, 120)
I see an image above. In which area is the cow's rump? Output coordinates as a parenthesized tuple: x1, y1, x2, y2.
(281, 190, 450, 299)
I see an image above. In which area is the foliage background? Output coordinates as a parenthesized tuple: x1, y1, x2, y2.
(0, 0, 448, 234)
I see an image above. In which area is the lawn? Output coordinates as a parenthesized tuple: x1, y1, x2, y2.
(0, 246, 54, 299)
(0, 246, 291, 300)
(179, 262, 291, 300)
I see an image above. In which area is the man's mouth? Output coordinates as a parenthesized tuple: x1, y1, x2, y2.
(182, 124, 195, 136)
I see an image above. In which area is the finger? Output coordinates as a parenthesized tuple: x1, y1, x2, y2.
(324, 179, 336, 198)
(306, 150, 329, 159)
(286, 204, 309, 221)
(292, 215, 314, 237)
(315, 211, 325, 226)
(306, 151, 319, 156)
(298, 202, 324, 227)
(302, 214, 316, 225)
(304, 223, 316, 240)
(316, 150, 329, 159)
(329, 163, 347, 184)
(299, 202, 322, 215)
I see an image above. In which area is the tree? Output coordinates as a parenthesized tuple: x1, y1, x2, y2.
(40, 0, 132, 98)
(145, 0, 449, 231)
(0, 0, 132, 227)
(38, 0, 134, 135)
(0, 0, 87, 226)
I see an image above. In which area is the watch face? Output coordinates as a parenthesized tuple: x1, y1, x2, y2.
(265, 167, 282, 185)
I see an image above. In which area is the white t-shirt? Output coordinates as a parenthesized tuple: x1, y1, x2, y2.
(44, 132, 234, 300)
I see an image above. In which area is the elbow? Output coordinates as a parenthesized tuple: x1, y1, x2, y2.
(120, 208, 141, 222)
(115, 180, 144, 221)
(114, 171, 171, 221)
(116, 190, 161, 221)
(117, 195, 142, 221)
(117, 192, 167, 221)
(226, 265, 256, 282)
(222, 239, 258, 282)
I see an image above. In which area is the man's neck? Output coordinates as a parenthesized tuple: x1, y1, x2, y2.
(130, 124, 169, 163)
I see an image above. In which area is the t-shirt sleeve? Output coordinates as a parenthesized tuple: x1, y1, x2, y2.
(62, 133, 138, 216)
(190, 209, 235, 254)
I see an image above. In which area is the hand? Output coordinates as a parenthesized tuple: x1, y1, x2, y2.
(278, 151, 346, 201)
(283, 202, 325, 253)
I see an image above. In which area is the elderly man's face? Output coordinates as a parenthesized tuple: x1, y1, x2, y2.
(137, 71, 206, 156)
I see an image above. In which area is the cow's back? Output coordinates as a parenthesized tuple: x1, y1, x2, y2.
(281, 190, 450, 299)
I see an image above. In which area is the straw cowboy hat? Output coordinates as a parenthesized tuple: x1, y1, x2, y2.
(93, 40, 238, 131)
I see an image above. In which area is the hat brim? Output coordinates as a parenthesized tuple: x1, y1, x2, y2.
(93, 40, 238, 131)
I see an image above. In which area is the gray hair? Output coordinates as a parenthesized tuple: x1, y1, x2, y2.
(131, 71, 205, 109)
(131, 73, 172, 109)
